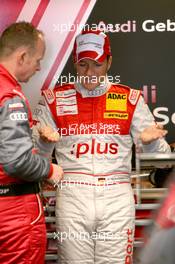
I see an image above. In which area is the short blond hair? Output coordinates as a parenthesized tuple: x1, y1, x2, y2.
(0, 21, 43, 57)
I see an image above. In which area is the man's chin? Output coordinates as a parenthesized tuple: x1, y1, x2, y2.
(81, 82, 99, 90)
(19, 76, 31, 83)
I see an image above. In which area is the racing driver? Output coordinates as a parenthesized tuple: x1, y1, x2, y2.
(33, 29, 170, 264)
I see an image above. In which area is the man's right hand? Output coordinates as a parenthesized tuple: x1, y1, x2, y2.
(39, 126, 59, 143)
(48, 164, 64, 187)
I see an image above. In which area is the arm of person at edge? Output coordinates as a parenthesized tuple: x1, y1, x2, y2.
(131, 96, 171, 153)
(0, 95, 63, 183)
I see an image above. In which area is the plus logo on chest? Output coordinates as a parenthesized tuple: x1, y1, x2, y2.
(70, 138, 118, 158)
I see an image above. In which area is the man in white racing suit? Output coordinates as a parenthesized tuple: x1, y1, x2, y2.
(33, 30, 170, 264)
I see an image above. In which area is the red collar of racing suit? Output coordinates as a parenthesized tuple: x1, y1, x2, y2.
(0, 64, 33, 126)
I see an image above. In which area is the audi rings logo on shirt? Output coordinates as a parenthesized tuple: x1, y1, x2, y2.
(10, 112, 28, 121)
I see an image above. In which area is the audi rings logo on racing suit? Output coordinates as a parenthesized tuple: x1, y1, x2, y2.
(10, 112, 28, 121)
(71, 138, 118, 158)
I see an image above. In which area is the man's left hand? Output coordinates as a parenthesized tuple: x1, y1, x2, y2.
(140, 124, 168, 144)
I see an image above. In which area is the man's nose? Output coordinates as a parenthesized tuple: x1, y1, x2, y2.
(85, 66, 93, 75)
(36, 65, 41, 71)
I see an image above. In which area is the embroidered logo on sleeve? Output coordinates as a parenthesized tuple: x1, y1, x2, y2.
(8, 102, 24, 111)
(43, 89, 55, 104)
(129, 89, 140, 105)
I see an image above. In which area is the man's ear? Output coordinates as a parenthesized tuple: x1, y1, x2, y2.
(16, 48, 27, 66)
(107, 56, 112, 72)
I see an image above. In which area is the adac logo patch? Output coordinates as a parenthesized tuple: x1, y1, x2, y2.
(104, 112, 128, 119)
(106, 93, 127, 111)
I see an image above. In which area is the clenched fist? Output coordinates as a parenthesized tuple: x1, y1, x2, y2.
(39, 126, 59, 142)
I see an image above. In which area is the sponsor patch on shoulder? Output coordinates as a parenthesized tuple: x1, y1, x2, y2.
(43, 89, 55, 104)
(129, 89, 140, 105)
